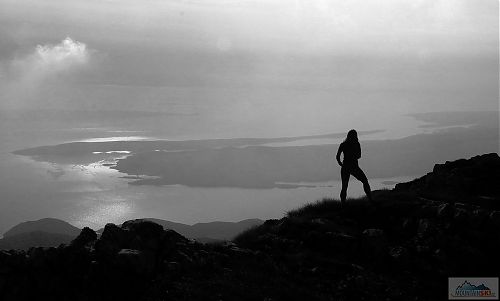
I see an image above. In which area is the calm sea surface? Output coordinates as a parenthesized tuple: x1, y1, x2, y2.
(0, 109, 424, 235)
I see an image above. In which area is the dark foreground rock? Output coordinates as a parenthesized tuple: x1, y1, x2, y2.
(0, 154, 499, 300)
(395, 153, 500, 208)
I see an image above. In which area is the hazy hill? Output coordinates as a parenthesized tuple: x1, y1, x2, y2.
(97, 218, 264, 241)
(145, 218, 263, 241)
(0, 218, 81, 250)
(0, 153, 498, 300)
(3, 218, 81, 238)
(0, 231, 74, 250)
(1, 218, 263, 250)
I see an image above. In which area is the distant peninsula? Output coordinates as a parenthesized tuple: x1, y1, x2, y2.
(13, 122, 498, 189)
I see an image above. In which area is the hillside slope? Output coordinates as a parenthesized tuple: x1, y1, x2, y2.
(0, 153, 498, 301)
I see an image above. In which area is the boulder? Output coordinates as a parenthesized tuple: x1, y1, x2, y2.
(122, 219, 164, 239)
(436, 203, 454, 219)
(100, 223, 129, 246)
(401, 218, 417, 235)
(0, 250, 16, 275)
(362, 228, 383, 237)
(417, 205, 437, 218)
(417, 219, 436, 237)
(122, 219, 165, 251)
(70, 227, 97, 248)
(362, 229, 387, 258)
(27, 247, 56, 269)
(327, 232, 358, 253)
(453, 208, 469, 224)
(115, 248, 155, 275)
(469, 209, 489, 229)
(388, 246, 410, 267)
(489, 211, 500, 227)
(161, 229, 189, 253)
(95, 223, 129, 258)
(172, 250, 194, 265)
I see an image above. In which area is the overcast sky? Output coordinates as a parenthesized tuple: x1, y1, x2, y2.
(0, 0, 498, 117)
(0, 0, 498, 233)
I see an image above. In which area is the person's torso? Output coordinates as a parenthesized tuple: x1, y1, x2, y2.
(342, 141, 360, 165)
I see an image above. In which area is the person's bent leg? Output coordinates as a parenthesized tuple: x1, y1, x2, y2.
(351, 167, 373, 202)
(340, 166, 350, 205)
(364, 181, 373, 202)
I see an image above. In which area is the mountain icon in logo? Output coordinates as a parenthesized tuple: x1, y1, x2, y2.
(456, 281, 491, 291)
(450, 278, 498, 299)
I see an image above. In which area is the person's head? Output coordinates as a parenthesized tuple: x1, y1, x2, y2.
(345, 129, 358, 143)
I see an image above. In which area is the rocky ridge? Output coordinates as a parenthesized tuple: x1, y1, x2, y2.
(395, 153, 500, 207)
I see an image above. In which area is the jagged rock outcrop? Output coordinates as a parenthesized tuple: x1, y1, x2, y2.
(395, 153, 500, 207)
(70, 227, 97, 248)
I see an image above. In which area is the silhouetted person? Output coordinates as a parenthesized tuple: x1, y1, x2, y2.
(336, 129, 373, 206)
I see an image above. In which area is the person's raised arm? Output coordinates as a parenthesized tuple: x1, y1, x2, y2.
(336, 143, 343, 167)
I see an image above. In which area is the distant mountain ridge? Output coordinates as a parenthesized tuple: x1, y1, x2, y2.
(137, 218, 263, 241)
(96, 218, 264, 241)
(1, 217, 263, 250)
(3, 218, 81, 238)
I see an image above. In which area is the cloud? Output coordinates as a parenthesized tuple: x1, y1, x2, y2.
(36, 37, 88, 67)
(1, 37, 91, 109)
(15, 37, 89, 77)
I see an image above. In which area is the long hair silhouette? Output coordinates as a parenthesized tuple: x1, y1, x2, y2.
(336, 129, 373, 206)
(345, 129, 357, 143)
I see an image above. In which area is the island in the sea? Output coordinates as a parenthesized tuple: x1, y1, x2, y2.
(13, 111, 498, 189)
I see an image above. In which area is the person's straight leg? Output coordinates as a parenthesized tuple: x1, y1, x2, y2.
(340, 166, 350, 205)
(351, 166, 373, 202)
